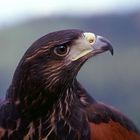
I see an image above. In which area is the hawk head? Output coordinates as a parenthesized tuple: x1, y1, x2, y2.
(7, 29, 113, 101)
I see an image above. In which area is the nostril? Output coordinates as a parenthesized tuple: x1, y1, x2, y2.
(89, 39, 94, 44)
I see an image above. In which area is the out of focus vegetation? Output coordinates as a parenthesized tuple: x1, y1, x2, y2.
(0, 11, 140, 128)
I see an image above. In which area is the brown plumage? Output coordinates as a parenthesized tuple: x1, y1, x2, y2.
(0, 29, 139, 140)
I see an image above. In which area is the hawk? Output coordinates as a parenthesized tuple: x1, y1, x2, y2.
(0, 29, 139, 140)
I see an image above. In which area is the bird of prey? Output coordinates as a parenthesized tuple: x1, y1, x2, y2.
(0, 29, 140, 140)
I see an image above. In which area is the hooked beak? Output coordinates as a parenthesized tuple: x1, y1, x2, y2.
(71, 33, 113, 61)
(91, 35, 113, 56)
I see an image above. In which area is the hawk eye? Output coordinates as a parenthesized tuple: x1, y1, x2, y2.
(54, 45, 70, 56)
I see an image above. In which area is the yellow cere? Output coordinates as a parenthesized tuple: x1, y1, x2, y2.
(71, 32, 96, 61)
(72, 49, 93, 61)
(84, 32, 96, 45)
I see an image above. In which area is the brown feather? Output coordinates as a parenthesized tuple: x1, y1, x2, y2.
(89, 120, 140, 140)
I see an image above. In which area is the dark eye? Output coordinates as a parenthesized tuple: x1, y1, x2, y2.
(54, 45, 70, 56)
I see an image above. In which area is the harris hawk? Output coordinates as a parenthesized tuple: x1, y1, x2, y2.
(0, 29, 140, 140)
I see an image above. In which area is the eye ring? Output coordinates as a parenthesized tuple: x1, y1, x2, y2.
(53, 45, 70, 57)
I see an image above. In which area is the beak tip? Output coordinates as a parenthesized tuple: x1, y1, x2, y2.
(110, 48, 114, 56)
(98, 36, 114, 56)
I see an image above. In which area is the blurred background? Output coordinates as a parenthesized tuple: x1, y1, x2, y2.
(0, 0, 140, 128)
